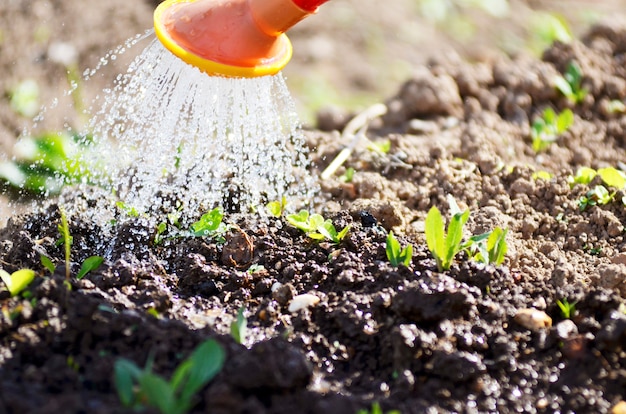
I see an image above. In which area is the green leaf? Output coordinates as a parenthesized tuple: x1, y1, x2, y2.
(425, 206, 445, 271)
(40, 255, 55, 274)
(139, 373, 177, 414)
(598, 167, 626, 189)
(444, 209, 469, 269)
(556, 109, 574, 133)
(0, 268, 35, 297)
(570, 167, 597, 186)
(177, 338, 225, 403)
(286, 210, 312, 232)
(190, 207, 224, 237)
(114, 359, 142, 407)
(230, 307, 247, 345)
(76, 256, 104, 280)
(554, 76, 573, 98)
(386, 231, 401, 267)
(487, 227, 508, 265)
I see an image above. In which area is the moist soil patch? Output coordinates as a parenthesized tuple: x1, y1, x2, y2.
(2, 20, 626, 414)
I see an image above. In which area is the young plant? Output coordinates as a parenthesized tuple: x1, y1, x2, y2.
(554, 61, 588, 104)
(266, 196, 287, 218)
(568, 166, 597, 187)
(0, 268, 35, 297)
(578, 185, 614, 211)
(57, 207, 73, 279)
(556, 298, 576, 319)
(114, 338, 225, 414)
(286, 210, 350, 244)
(189, 207, 227, 241)
(531, 107, 574, 152)
(425, 197, 470, 272)
(357, 402, 400, 414)
(230, 307, 247, 345)
(463, 227, 509, 266)
(385, 231, 413, 267)
(76, 256, 104, 280)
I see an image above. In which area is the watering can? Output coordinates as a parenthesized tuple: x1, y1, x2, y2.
(154, 0, 330, 77)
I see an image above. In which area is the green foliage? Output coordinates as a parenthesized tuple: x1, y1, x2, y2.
(556, 298, 576, 319)
(9, 79, 40, 118)
(385, 231, 413, 267)
(568, 166, 597, 187)
(230, 307, 247, 345)
(266, 196, 287, 218)
(57, 207, 72, 279)
(340, 167, 355, 183)
(286, 210, 350, 244)
(554, 61, 588, 104)
(366, 139, 391, 155)
(531, 107, 574, 152)
(190, 208, 226, 240)
(578, 185, 614, 211)
(425, 198, 470, 272)
(76, 256, 104, 280)
(0, 268, 35, 297)
(116, 201, 140, 218)
(40, 255, 55, 274)
(597, 167, 626, 189)
(464, 227, 509, 266)
(357, 402, 401, 414)
(0, 132, 97, 196)
(114, 338, 225, 414)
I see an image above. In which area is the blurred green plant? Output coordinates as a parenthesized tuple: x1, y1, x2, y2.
(9, 79, 40, 118)
(531, 108, 574, 152)
(0, 268, 35, 297)
(385, 231, 413, 268)
(554, 61, 588, 105)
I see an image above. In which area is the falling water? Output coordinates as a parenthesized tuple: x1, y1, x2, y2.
(72, 35, 315, 222)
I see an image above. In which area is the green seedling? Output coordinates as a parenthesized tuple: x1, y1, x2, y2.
(366, 139, 391, 155)
(425, 196, 470, 272)
(9, 79, 40, 118)
(114, 338, 225, 414)
(357, 402, 401, 414)
(40, 255, 55, 274)
(266, 196, 287, 218)
(554, 61, 588, 104)
(556, 298, 577, 319)
(230, 307, 247, 345)
(385, 231, 413, 267)
(531, 170, 553, 181)
(0, 268, 35, 297)
(189, 207, 227, 241)
(76, 256, 104, 280)
(0, 132, 98, 196)
(340, 167, 355, 183)
(568, 166, 597, 187)
(286, 210, 350, 244)
(464, 227, 509, 266)
(531, 107, 574, 152)
(116, 201, 141, 218)
(578, 185, 614, 211)
(57, 207, 72, 279)
(597, 167, 626, 189)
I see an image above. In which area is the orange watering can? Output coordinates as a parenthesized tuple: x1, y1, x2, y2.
(154, 0, 330, 77)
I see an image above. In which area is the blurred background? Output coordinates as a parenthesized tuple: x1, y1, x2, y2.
(0, 0, 625, 218)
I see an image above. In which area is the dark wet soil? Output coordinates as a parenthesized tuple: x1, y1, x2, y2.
(2, 20, 626, 413)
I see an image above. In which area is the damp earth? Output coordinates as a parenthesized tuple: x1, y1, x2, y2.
(2, 1, 626, 414)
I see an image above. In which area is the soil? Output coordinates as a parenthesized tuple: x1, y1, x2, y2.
(2, 1, 626, 414)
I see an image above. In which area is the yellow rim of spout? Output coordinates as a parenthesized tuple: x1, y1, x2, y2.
(154, 0, 293, 78)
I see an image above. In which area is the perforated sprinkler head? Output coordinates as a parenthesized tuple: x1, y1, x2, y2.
(154, 0, 330, 78)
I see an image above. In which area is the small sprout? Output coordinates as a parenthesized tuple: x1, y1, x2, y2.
(357, 402, 401, 414)
(114, 338, 225, 414)
(266, 196, 287, 218)
(40, 255, 55, 274)
(154, 221, 168, 245)
(116, 201, 140, 218)
(531, 170, 553, 181)
(556, 298, 577, 319)
(597, 167, 626, 189)
(190, 207, 226, 240)
(425, 196, 470, 272)
(367, 139, 391, 155)
(57, 207, 72, 279)
(568, 166, 597, 187)
(486, 227, 508, 266)
(554, 61, 588, 104)
(340, 167, 355, 183)
(230, 307, 247, 345)
(0, 268, 35, 297)
(385, 231, 413, 268)
(9, 79, 40, 118)
(531, 107, 574, 152)
(76, 256, 104, 280)
(286, 210, 350, 244)
(578, 185, 613, 211)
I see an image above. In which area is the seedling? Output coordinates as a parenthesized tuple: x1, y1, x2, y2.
(578, 185, 613, 211)
(116, 201, 141, 218)
(40, 255, 55, 274)
(0, 268, 35, 297)
(266, 196, 287, 218)
(357, 402, 401, 414)
(114, 338, 225, 414)
(366, 139, 391, 155)
(76, 256, 104, 280)
(554, 61, 588, 104)
(230, 307, 247, 345)
(9, 79, 40, 118)
(385, 231, 413, 267)
(425, 196, 470, 272)
(189, 207, 227, 241)
(556, 298, 576, 319)
(286, 210, 350, 244)
(531, 107, 574, 152)
(57, 207, 72, 279)
(340, 167, 355, 183)
(464, 227, 509, 266)
(568, 166, 597, 187)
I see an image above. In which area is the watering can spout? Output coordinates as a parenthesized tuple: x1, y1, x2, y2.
(154, 0, 330, 78)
